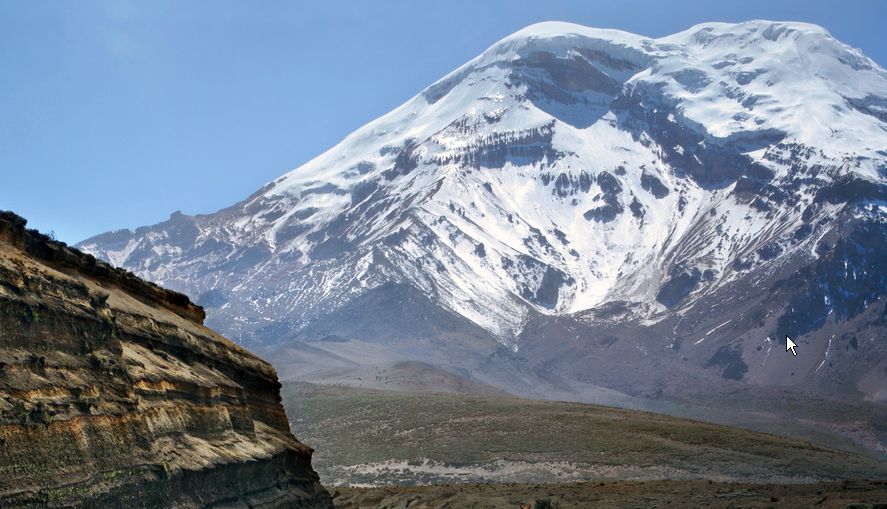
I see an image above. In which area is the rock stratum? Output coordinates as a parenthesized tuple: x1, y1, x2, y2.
(0, 212, 332, 508)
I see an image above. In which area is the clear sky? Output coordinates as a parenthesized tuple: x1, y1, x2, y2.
(3, 0, 886, 244)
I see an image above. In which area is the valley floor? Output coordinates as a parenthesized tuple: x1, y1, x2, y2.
(283, 383, 887, 487)
(331, 479, 887, 509)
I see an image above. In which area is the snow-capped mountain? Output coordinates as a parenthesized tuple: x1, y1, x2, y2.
(80, 21, 887, 415)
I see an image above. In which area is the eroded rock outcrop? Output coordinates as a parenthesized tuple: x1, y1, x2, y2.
(0, 212, 332, 507)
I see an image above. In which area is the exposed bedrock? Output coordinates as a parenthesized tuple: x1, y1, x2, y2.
(0, 212, 332, 508)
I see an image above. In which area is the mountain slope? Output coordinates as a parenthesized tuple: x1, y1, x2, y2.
(79, 21, 887, 450)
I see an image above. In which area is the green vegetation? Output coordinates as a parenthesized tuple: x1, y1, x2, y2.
(283, 382, 887, 486)
(331, 479, 887, 509)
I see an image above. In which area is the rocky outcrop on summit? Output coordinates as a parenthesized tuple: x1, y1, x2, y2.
(0, 212, 332, 508)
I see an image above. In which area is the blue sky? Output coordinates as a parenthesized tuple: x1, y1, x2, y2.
(3, 0, 886, 244)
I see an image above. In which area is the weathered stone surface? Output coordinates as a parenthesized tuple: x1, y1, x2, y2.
(0, 212, 332, 508)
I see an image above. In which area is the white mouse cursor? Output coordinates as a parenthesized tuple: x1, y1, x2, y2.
(786, 336, 798, 356)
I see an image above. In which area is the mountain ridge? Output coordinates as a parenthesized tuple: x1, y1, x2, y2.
(79, 20, 887, 453)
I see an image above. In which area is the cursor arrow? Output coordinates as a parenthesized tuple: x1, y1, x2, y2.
(786, 336, 798, 356)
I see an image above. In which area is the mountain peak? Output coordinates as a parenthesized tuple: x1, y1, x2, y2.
(674, 19, 832, 40)
(502, 20, 834, 45)
(80, 22, 887, 404)
(496, 21, 647, 46)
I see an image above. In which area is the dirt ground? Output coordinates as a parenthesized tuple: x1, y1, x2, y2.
(331, 479, 887, 508)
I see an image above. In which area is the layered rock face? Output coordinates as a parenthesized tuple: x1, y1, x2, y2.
(0, 212, 332, 507)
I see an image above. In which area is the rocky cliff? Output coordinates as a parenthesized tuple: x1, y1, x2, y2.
(0, 212, 332, 507)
